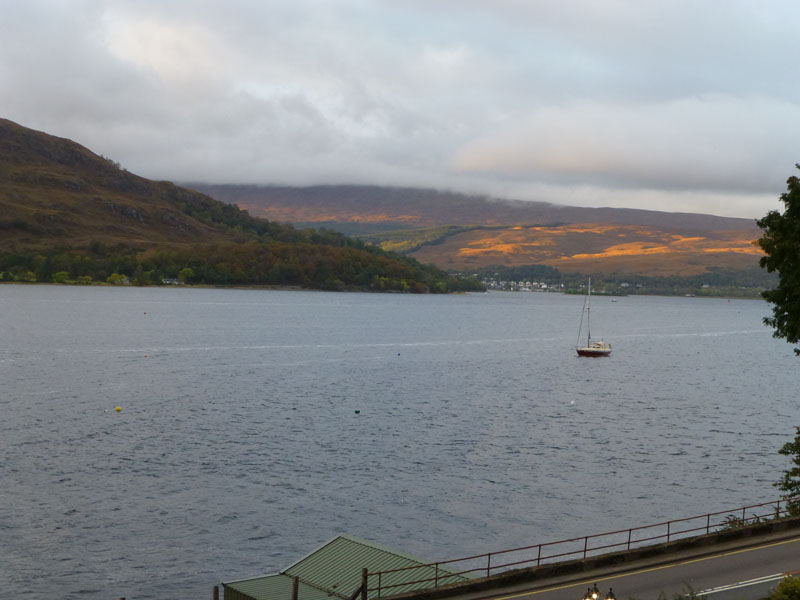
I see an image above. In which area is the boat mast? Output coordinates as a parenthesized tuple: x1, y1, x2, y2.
(586, 277, 592, 345)
(576, 291, 587, 348)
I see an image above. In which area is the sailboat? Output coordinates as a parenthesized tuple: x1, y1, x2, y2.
(576, 278, 612, 357)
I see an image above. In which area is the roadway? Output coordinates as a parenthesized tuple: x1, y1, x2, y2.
(446, 531, 800, 600)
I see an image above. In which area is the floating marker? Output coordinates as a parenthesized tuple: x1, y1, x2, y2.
(354, 410, 360, 414)
(115, 406, 121, 412)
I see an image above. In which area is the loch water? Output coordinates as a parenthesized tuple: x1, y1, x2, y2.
(1, 284, 797, 600)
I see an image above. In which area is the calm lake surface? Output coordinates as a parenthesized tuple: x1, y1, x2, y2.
(1, 284, 797, 599)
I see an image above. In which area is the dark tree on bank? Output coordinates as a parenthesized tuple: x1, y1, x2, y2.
(760, 167, 800, 516)
(757, 164, 800, 355)
(775, 427, 800, 516)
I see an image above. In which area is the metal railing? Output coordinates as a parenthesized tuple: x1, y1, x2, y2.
(365, 497, 799, 598)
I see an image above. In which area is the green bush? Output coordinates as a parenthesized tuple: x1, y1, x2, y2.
(775, 427, 800, 516)
(768, 576, 800, 600)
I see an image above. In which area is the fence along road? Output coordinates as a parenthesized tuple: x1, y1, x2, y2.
(462, 530, 800, 600)
(366, 499, 800, 600)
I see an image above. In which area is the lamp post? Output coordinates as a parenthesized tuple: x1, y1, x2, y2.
(582, 584, 615, 600)
(583, 584, 599, 600)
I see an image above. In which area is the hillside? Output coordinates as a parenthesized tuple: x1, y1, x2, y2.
(0, 116, 766, 290)
(188, 184, 763, 277)
(404, 223, 761, 276)
(0, 119, 238, 249)
(188, 184, 755, 232)
(0, 119, 480, 293)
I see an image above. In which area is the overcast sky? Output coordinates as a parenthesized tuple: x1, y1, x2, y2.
(2, 0, 799, 218)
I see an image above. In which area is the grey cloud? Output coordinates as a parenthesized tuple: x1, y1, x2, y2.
(451, 96, 800, 193)
(1, 0, 798, 218)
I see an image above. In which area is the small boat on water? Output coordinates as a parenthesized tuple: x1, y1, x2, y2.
(576, 278, 612, 357)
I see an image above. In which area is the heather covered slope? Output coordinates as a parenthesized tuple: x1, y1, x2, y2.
(0, 118, 237, 249)
(0, 119, 481, 292)
(190, 184, 763, 276)
(0, 115, 762, 288)
(405, 223, 762, 275)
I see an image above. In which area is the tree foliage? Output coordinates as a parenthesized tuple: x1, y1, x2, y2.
(757, 164, 800, 354)
(768, 576, 800, 600)
(0, 239, 484, 293)
(775, 426, 800, 516)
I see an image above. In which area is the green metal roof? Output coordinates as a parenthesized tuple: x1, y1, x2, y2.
(223, 534, 473, 600)
(223, 574, 332, 600)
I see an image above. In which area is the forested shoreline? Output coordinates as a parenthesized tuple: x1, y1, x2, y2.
(0, 240, 485, 293)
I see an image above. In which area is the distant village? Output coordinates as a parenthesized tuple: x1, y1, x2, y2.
(482, 278, 558, 292)
(479, 277, 634, 294)
(474, 273, 770, 298)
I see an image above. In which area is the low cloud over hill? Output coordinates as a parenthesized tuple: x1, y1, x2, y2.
(190, 184, 762, 276)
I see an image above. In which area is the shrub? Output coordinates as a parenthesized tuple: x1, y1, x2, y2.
(768, 576, 800, 600)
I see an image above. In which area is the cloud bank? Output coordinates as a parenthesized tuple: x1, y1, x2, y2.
(2, 0, 799, 217)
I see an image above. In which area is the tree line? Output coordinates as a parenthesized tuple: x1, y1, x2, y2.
(0, 186, 484, 292)
(0, 239, 484, 293)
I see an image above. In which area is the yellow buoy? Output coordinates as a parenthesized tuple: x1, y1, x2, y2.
(115, 406, 121, 412)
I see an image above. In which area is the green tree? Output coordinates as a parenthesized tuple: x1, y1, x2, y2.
(178, 267, 195, 283)
(52, 271, 70, 284)
(132, 267, 154, 286)
(16, 270, 36, 282)
(767, 576, 800, 600)
(757, 164, 800, 355)
(775, 427, 800, 516)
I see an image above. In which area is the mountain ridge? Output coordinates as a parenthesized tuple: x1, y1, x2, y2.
(0, 116, 765, 282)
(187, 184, 763, 276)
(188, 183, 756, 233)
(0, 118, 479, 292)
(0, 118, 239, 248)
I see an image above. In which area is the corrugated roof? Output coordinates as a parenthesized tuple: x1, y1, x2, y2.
(223, 574, 332, 600)
(223, 534, 473, 600)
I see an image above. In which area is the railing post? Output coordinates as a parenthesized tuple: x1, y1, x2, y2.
(487, 552, 492, 577)
(627, 529, 632, 551)
(742, 507, 747, 524)
(361, 568, 368, 600)
(292, 576, 299, 600)
(435, 562, 439, 587)
(213, 585, 219, 600)
(667, 521, 671, 543)
(583, 536, 588, 559)
(706, 513, 710, 534)
(537, 544, 542, 566)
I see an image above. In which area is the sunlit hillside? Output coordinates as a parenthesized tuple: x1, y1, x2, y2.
(191, 184, 763, 277)
(407, 223, 762, 276)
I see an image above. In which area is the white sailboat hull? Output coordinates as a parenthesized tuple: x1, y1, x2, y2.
(576, 341, 612, 357)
